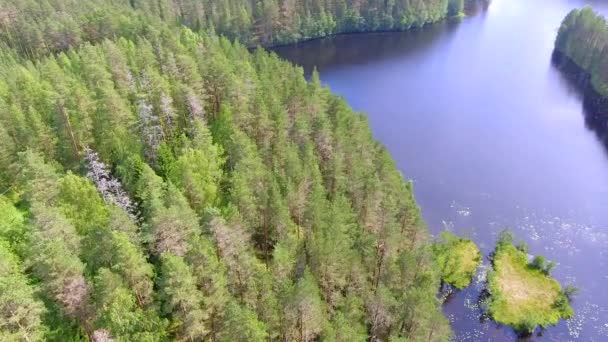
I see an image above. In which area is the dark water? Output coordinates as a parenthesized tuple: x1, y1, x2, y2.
(273, 0, 608, 340)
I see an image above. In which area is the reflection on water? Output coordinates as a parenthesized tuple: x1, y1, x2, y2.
(584, 110, 608, 154)
(274, 0, 608, 340)
(272, 21, 463, 77)
(551, 51, 608, 160)
(465, 0, 491, 16)
(273, 1, 492, 77)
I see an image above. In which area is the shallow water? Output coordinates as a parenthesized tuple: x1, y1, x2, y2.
(273, 0, 608, 340)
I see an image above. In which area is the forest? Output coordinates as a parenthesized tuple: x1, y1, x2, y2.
(0, 0, 454, 341)
(0, 0, 468, 58)
(555, 6, 608, 98)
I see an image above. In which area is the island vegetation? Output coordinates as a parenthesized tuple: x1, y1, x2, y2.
(0, 0, 459, 341)
(487, 231, 574, 335)
(432, 231, 482, 289)
(554, 6, 608, 99)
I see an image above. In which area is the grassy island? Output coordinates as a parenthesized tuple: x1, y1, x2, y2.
(432, 232, 482, 289)
(487, 231, 574, 334)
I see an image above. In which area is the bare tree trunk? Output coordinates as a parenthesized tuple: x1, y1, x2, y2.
(373, 242, 384, 292)
(59, 103, 80, 158)
(373, 209, 387, 292)
(262, 206, 270, 267)
(298, 310, 303, 342)
(136, 291, 145, 307)
(210, 310, 217, 342)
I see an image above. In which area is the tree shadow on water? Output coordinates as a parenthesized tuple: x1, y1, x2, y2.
(551, 50, 608, 157)
(465, 0, 491, 17)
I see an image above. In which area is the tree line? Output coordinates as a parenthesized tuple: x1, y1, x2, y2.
(0, 1, 452, 341)
(0, 0, 469, 58)
(555, 6, 608, 98)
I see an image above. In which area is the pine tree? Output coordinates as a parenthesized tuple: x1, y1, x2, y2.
(0, 241, 47, 341)
(158, 254, 208, 341)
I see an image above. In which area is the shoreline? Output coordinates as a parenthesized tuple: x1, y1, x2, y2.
(552, 49, 608, 151)
(551, 49, 608, 117)
(251, 0, 491, 51)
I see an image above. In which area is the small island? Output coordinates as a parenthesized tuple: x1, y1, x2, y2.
(432, 232, 482, 289)
(487, 231, 575, 335)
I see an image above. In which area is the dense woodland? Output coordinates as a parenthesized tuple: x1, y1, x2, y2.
(0, 0, 453, 341)
(0, 0, 467, 58)
(555, 6, 608, 97)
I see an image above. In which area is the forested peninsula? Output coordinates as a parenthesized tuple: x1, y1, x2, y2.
(555, 7, 608, 101)
(0, 0, 471, 58)
(0, 1, 455, 341)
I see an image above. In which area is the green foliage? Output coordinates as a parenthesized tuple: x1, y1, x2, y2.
(92, 269, 166, 341)
(158, 254, 208, 340)
(0, 0, 453, 57)
(564, 285, 579, 301)
(432, 231, 482, 289)
(530, 255, 556, 275)
(0, 196, 27, 248)
(517, 318, 537, 335)
(167, 126, 223, 214)
(448, 0, 465, 17)
(517, 241, 529, 254)
(496, 229, 514, 249)
(282, 269, 328, 341)
(222, 301, 268, 341)
(555, 6, 608, 97)
(0, 2, 455, 339)
(530, 255, 546, 270)
(0, 241, 48, 341)
(57, 173, 109, 235)
(487, 234, 573, 334)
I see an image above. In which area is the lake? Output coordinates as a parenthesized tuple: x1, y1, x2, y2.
(272, 0, 608, 340)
